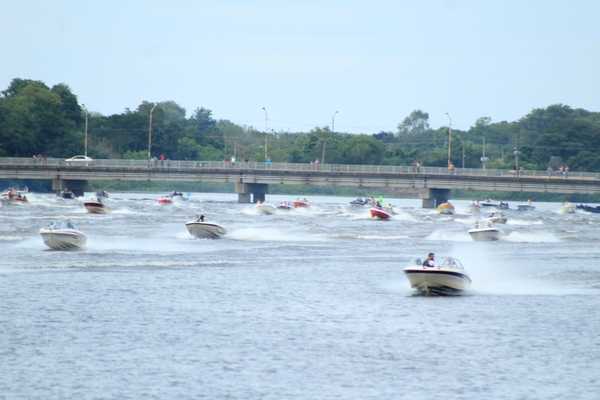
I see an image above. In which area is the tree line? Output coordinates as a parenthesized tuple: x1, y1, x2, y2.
(2, 78, 600, 172)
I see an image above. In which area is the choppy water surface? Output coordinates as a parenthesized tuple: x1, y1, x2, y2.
(1, 192, 600, 399)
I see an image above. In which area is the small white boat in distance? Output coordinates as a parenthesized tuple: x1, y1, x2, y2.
(39, 221, 87, 250)
(468, 221, 501, 241)
(185, 217, 226, 239)
(404, 257, 471, 295)
(256, 202, 276, 215)
(560, 202, 576, 214)
(485, 212, 507, 224)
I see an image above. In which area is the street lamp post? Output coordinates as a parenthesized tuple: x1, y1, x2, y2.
(331, 110, 339, 133)
(82, 104, 88, 157)
(445, 113, 452, 168)
(261, 107, 268, 161)
(513, 147, 520, 174)
(480, 136, 489, 169)
(148, 103, 158, 160)
(322, 110, 339, 164)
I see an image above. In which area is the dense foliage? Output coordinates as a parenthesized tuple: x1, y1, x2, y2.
(1, 78, 600, 172)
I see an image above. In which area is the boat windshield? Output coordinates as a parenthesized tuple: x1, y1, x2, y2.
(440, 257, 464, 269)
(47, 221, 77, 230)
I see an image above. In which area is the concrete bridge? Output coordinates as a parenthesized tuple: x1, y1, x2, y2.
(1, 157, 599, 207)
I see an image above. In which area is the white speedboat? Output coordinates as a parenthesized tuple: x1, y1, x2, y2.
(39, 221, 87, 250)
(84, 198, 108, 214)
(560, 202, 576, 214)
(185, 219, 226, 239)
(404, 257, 471, 295)
(485, 212, 507, 224)
(468, 221, 501, 241)
(256, 202, 276, 215)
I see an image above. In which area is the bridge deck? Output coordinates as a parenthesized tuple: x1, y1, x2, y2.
(0, 157, 599, 194)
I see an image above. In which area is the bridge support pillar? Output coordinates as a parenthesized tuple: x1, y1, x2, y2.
(421, 188, 450, 208)
(235, 182, 268, 203)
(52, 178, 64, 192)
(52, 179, 88, 197)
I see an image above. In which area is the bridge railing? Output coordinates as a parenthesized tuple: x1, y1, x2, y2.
(1, 157, 600, 180)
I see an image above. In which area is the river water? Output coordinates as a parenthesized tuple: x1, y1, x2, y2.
(1, 192, 599, 399)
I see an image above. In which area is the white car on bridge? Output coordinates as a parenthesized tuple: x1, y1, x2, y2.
(64, 155, 93, 166)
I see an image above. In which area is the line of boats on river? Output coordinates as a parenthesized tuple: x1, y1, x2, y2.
(3, 188, 598, 296)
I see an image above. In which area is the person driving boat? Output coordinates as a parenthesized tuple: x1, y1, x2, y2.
(422, 252, 436, 268)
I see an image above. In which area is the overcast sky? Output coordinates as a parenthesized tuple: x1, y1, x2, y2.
(2, 0, 599, 133)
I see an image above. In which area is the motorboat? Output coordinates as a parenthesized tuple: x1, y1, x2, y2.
(157, 196, 173, 205)
(469, 201, 481, 214)
(1, 189, 29, 204)
(485, 212, 507, 224)
(560, 202, 576, 214)
(256, 202, 276, 215)
(185, 218, 226, 239)
(277, 201, 293, 210)
(293, 198, 310, 208)
(517, 201, 535, 212)
(468, 221, 501, 241)
(350, 198, 370, 206)
(437, 202, 455, 215)
(576, 204, 600, 214)
(480, 200, 510, 209)
(170, 191, 188, 202)
(39, 221, 87, 250)
(404, 257, 471, 295)
(58, 189, 76, 199)
(370, 206, 392, 220)
(84, 198, 108, 214)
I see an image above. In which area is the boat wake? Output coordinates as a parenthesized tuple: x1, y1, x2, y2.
(503, 231, 560, 243)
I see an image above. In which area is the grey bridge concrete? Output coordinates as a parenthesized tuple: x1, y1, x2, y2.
(1, 157, 599, 206)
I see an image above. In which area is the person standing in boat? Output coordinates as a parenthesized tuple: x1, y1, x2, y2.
(422, 253, 436, 268)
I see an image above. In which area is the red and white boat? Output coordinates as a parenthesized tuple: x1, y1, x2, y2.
(157, 196, 173, 205)
(1, 189, 29, 205)
(370, 207, 392, 220)
(293, 198, 310, 208)
(84, 199, 108, 214)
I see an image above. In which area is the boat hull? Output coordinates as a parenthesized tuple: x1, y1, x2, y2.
(370, 207, 391, 220)
(437, 203, 455, 215)
(185, 222, 226, 239)
(40, 229, 87, 250)
(404, 267, 471, 295)
(560, 205, 576, 214)
(84, 202, 107, 214)
(468, 228, 501, 241)
(293, 201, 309, 208)
(517, 205, 535, 211)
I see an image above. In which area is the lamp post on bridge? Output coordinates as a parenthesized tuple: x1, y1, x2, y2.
(322, 110, 339, 164)
(261, 106, 269, 161)
(148, 103, 158, 160)
(445, 112, 452, 169)
(82, 104, 88, 157)
(513, 146, 520, 174)
(331, 110, 339, 133)
(480, 136, 489, 169)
